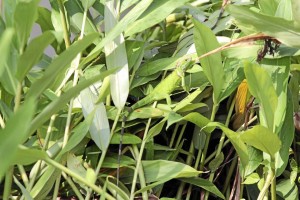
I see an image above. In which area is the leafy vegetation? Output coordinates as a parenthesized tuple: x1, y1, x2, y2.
(0, 0, 299, 199)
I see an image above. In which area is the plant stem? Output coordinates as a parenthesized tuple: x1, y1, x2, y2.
(53, 175, 62, 200)
(199, 104, 218, 171)
(132, 145, 148, 200)
(257, 168, 274, 200)
(44, 157, 115, 200)
(3, 167, 13, 200)
(57, 0, 70, 47)
(222, 154, 237, 194)
(17, 165, 29, 188)
(61, 172, 84, 200)
(129, 102, 157, 200)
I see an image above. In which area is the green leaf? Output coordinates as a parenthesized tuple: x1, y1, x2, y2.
(29, 68, 119, 135)
(136, 160, 200, 193)
(26, 33, 98, 99)
(16, 31, 58, 81)
(180, 177, 225, 199)
(206, 122, 249, 167)
(125, 0, 189, 36)
(13, 176, 34, 200)
(244, 146, 263, 176)
(276, 179, 299, 199)
(110, 133, 142, 144)
(243, 173, 260, 185)
(227, 4, 300, 48)
(208, 152, 224, 172)
(14, 0, 40, 49)
(127, 107, 165, 120)
(244, 61, 278, 130)
(276, 0, 293, 20)
(0, 98, 36, 179)
(241, 125, 281, 157)
(193, 19, 225, 104)
(258, 0, 278, 16)
(0, 28, 14, 77)
(12, 146, 47, 165)
(275, 89, 294, 176)
(81, 0, 96, 10)
(36, 7, 54, 32)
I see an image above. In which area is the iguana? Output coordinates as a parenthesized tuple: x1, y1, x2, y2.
(130, 58, 195, 111)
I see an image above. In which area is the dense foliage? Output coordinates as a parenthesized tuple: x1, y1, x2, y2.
(0, 0, 299, 199)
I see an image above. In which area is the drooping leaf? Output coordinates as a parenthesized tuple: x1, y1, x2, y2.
(136, 160, 200, 193)
(227, 4, 300, 48)
(206, 122, 249, 167)
(276, 179, 299, 199)
(12, 146, 47, 166)
(180, 177, 225, 199)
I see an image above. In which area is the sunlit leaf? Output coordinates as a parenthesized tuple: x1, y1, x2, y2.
(241, 125, 281, 157)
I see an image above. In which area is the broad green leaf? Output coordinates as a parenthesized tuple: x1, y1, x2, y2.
(81, 0, 96, 10)
(110, 133, 142, 144)
(102, 154, 135, 168)
(136, 160, 200, 193)
(14, 0, 40, 49)
(125, 0, 189, 36)
(12, 146, 47, 165)
(258, 0, 279, 16)
(227, 4, 300, 48)
(126, 40, 145, 71)
(292, 0, 300, 26)
(36, 7, 54, 32)
(275, 89, 294, 176)
(29, 68, 119, 135)
(81, 0, 153, 66)
(241, 125, 281, 158)
(67, 153, 87, 179)
(127, 107, 165, 120)
(243, 173, 260, 184)
(26, 33, 98, 99)
(80, 88, 111, 150)
(244, 61, 278, 130)
(16, 31, 58, 81)
(208, 152, 224, 172)
(104, 0, 129, 109)
(206, 122, 249, 167)
(275, 0, 293, 20)
(244, 146, 263, 176)
(0, 98, 35, 179)
(180, 177, 225, 199)
(193, 19, 225, 104)
(146, 119, 167, 140)
(276, 179, 299, 199)
(260, 58, 290, 133)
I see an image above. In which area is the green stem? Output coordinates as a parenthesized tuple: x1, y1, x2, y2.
(61, 172, 84, 200)
(3, 167, 13, 200)
(199, 104, 218, 171)
(132, 145, 148, 200)
(169, 123, 179, 148)
(44, 157, 115, 200)
(52, 175, 62, 200)
(129, 102, 157, 200)
(17, 165, 29, 188)
(222, 154, 237, 194)
(257, 168, 274, 200)
(57, 0, 71, 48)
(270, 168, 276, 200)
